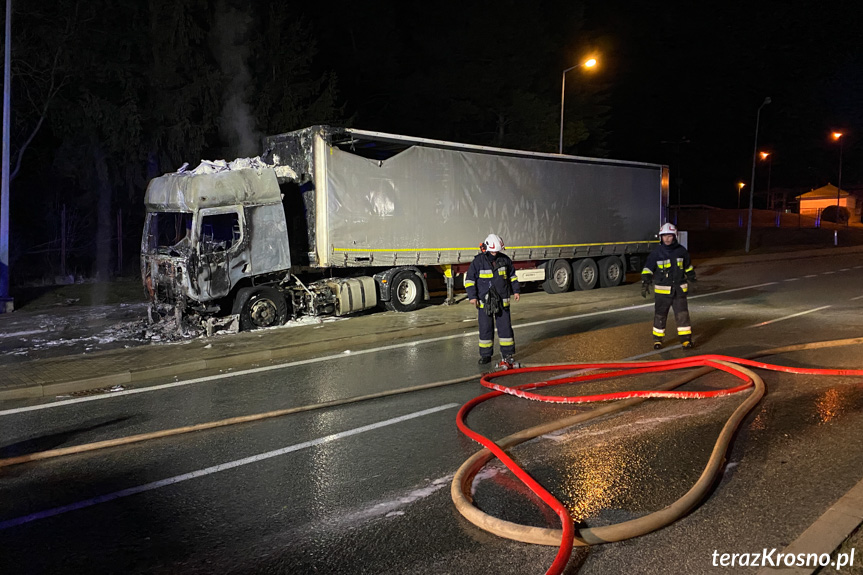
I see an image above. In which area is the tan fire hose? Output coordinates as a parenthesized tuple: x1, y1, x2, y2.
(450, 337, 863, 547)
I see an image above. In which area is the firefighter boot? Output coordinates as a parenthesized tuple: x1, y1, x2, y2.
(682, 339, 695, 350)
(478, 356, 492, 365)
(653, 341, 662, 350)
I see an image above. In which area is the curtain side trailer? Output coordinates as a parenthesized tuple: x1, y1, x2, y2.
(141, 125, 669, 331)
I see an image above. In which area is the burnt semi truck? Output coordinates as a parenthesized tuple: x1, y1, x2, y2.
(141, 125, 669, 331)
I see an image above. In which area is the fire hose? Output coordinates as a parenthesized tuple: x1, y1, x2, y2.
(451, 337, 863, 575)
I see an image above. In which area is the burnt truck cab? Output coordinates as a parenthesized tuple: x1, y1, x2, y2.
(141, 162, 292, 323)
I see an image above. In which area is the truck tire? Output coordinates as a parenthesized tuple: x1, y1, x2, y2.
(384, 270, 422, 312)
(599, 256, 625, 288)
(233, 286, 288, 331)
(573, 258, 599, 290)
(542, 259, 573, 294)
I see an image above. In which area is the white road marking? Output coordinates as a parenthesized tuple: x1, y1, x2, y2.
(746, 305, 832, 328)
(547, 345, 683, 381)
(783, 278, 800, 282)
(851, 295, 863, 301)
(0, 281, 780, 416)
(0, 403, 458, 530)
(823, 271, 836, 275)
(0, 329, 47, 339)
(805, 274, 818, 278)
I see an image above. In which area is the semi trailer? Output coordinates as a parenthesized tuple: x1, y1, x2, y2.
(141, 125, 669, 331)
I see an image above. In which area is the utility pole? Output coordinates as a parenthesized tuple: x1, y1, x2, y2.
(660, 138, 690, 207)
(745, 97, 771, 253)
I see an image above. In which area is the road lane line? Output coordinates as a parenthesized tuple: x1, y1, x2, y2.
(805, 274, 818, 278)
(783, 278, 800, 281)
(0, 403, 459, 530)
(851, 295, 863, 301)
(746, 305, 832, 328)
(548, 345, 682, 381)
(0, 281, 780, 416)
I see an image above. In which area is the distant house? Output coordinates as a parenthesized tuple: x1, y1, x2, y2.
(797, 184, 858, 220)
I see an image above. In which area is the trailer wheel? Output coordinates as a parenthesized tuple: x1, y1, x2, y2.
(384, 271, 422, 312)
(233, 287, 288, 331)
(542, 259, 573, 294)
(599, 256, 625, 288)
(573, 258, 598, 290)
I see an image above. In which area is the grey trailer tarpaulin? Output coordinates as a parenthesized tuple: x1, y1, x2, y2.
(266, 126, 665, 268)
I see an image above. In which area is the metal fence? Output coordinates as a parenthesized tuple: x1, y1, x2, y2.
(668, 207, 856, 232)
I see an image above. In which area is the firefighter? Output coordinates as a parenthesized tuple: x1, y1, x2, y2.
(465, 234, 520, 365)
(641, 223, 696, 350)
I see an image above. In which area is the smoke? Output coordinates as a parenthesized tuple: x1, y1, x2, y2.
(210, 1, 262, 158)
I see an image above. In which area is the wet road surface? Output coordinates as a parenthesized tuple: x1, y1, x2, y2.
(1, 255, 863, 574)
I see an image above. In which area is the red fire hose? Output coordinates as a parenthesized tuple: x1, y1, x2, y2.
(453, 340, 863, 575)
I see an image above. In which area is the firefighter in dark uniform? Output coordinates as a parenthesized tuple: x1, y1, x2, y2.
(465, 234, 520, 365)
(641, 223, 696, 349)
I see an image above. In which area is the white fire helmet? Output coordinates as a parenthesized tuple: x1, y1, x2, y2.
(484, 234, 505, 252)
(658, 223, 677, 237)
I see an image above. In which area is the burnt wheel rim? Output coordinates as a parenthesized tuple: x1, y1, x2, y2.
(249, 298, 278, 327)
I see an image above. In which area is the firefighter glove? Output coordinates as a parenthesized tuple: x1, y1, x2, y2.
(641, 282, 650, 298)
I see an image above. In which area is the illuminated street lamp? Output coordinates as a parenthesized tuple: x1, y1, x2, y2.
(832, 132, 844, 219)
(760, 152, 773, 209)
(737, 182, 745, 209)
(559, 57, 597, 154)
(746, 97, 771, 253)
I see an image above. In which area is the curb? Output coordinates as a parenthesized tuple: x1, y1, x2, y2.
(696, 245, 863, 267)
(756, 475, 863, 574)
(0, 316, 477, 402)
(0, 287, 648, 401)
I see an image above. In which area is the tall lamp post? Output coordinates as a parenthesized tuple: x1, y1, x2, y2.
(832, 132, 844, 220)
(760, 152, 773, 209)
(559, 57, 597, 155)
(745, 97, 771, 253)
(737, 182, 745, 209)
(1, 0, 12, 312)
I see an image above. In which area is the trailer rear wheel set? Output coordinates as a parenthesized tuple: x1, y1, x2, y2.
(539, 256, 626, 295)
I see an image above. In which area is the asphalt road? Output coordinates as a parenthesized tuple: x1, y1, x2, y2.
(2, 254, 863, 574)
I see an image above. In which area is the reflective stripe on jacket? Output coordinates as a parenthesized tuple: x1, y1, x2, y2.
(641, 241, 696, 294)
(465, 252, 520, 301)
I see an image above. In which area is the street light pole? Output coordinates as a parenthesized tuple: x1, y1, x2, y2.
(760, 152, 773, 209)
(737, 182, 745, 210)
(745, 97, 771, 253)
(1, 0, 12, 312)
(559, 58, 596, 155)
(833, 132, 844, 220)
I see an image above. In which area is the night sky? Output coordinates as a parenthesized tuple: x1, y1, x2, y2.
(303, 0, 861, 206)
(3, 0, 862, 280)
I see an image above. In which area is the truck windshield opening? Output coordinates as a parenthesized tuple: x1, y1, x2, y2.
(146, 212, 192, 254)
